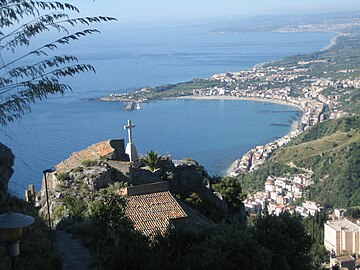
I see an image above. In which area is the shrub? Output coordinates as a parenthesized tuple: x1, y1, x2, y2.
(72, 167, 84, 173)
(56, 172, 70, 181)
(81, 159, 96, 167)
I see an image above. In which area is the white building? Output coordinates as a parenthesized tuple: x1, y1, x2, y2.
(302, 200, 323, 216)
(324, 219, 360, 255)
(334, 208, 348, 219)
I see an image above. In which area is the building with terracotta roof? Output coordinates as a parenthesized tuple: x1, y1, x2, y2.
(121, 182, 212, 237)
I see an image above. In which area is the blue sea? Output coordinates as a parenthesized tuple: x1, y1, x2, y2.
(0, 20, 335, 195)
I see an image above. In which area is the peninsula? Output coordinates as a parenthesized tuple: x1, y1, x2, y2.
(100, 17, 360, 177)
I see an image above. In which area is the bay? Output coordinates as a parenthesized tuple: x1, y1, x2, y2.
(0, 21, 335, 195)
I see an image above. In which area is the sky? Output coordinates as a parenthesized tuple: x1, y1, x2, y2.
(72, 0, 360, 22)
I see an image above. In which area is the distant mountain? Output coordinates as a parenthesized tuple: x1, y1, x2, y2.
(209, 11, 360, 34)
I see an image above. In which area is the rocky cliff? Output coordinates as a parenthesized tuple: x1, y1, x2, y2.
(35, 139, 233, 225)
(0, 143, 15, 194)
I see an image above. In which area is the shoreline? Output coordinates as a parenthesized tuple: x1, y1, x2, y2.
(177, 95, 303, 112)
(178, 95, 303, 134)
(100, 30, 337, 177)
(321, 32, 343, 51)
(177, 94, 305, 176)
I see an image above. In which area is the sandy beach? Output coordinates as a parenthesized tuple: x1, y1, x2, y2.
(178, 95, 303, 111)
(176, 95, 305, 176)
(321, 32, 343, 51)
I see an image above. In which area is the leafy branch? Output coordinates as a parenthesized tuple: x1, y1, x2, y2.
(0, 0, 117, 126)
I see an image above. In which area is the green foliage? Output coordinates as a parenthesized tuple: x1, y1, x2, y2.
(347, 207, 360, 219)
(126, 79, 220, 101)
(238, 116, 360, 208)
(187, 224, 271, 270)
(306, 141, 360, 208)
(89, 190, 128, 232)
(212, 176, 246, 209)
(56, 171, 70, 181)
(0, 195, 61, 269)
(141, 150, 162, 172)
(291, 116, 360, 145)
(53, 204, 64, 221)
(62, 194, 87, 221)
(58, 182, 324, 269)
(60, 184, 139, 267)
(72, 166, 83, 173)
(185, 192, 203, 205)
(0, 0, 116, 126)
(253, 212, 313, 270)
(237, 162, 303, 192)
(183, 192, 216, 219)
(81, 159, 96, 167)
(302, 212, 329, 268)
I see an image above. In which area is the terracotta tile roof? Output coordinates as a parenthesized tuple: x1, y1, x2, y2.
(125, 191, 187, 236)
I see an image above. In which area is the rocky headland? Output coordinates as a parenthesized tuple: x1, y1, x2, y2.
(34, 139, 233, 226)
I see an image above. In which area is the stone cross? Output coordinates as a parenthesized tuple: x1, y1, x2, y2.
(123, 120, 139, 162)
(124, 120, 135, 144)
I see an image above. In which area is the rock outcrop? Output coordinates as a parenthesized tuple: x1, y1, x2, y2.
(170, 164, 228, 221)
(35, 139, 232, 225)
(36, 139, 131, 225)
(0, 143, 15, 194)
(56, 139, 128, 172)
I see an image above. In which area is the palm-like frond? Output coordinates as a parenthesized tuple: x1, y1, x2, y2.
(0, 0, 117, 126)
(141, 151, 163, 172)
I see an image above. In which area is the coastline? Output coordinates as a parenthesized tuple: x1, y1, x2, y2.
(321, 32, 343, 51)
(177, 94, 305, 176)
(177, 95, 303, 112)
(99, 30, 338, 177)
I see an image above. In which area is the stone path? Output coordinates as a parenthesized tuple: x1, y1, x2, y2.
(54, 230, 95, 270)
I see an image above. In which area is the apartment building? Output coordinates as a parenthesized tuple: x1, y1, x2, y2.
(324, 219, 360, 255)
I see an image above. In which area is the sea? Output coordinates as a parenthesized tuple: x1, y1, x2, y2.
(0, 20, 335, 196)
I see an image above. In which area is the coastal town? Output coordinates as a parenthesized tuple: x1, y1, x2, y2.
(186, 52, 360, 229)
(2, 1, 360, 268)
(202, 60, 360, 176)
(99, 31, 360, 249)
(243, 173, 319, 217)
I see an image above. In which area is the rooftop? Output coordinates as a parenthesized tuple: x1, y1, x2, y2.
(326, 219, 360, 232)
(125, 190, 187, 237)
(122, 181, 212, 237)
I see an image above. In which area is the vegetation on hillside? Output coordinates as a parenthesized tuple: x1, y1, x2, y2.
(238, 116, 360, 208)
(61, 184, 316, 270)
(0, 1, 116, 268)
(0, 195, 61, 269)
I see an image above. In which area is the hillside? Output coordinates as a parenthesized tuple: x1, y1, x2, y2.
(238, 116, 360, 208)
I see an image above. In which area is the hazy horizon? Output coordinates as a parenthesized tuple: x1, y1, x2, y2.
(72, 0, 360, 23)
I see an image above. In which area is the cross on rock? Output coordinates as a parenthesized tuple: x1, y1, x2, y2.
(124, 120, 135, 144)
(124, 120, 139, 162)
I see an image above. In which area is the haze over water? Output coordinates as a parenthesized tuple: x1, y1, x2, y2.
(0, 21, 335, 195)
